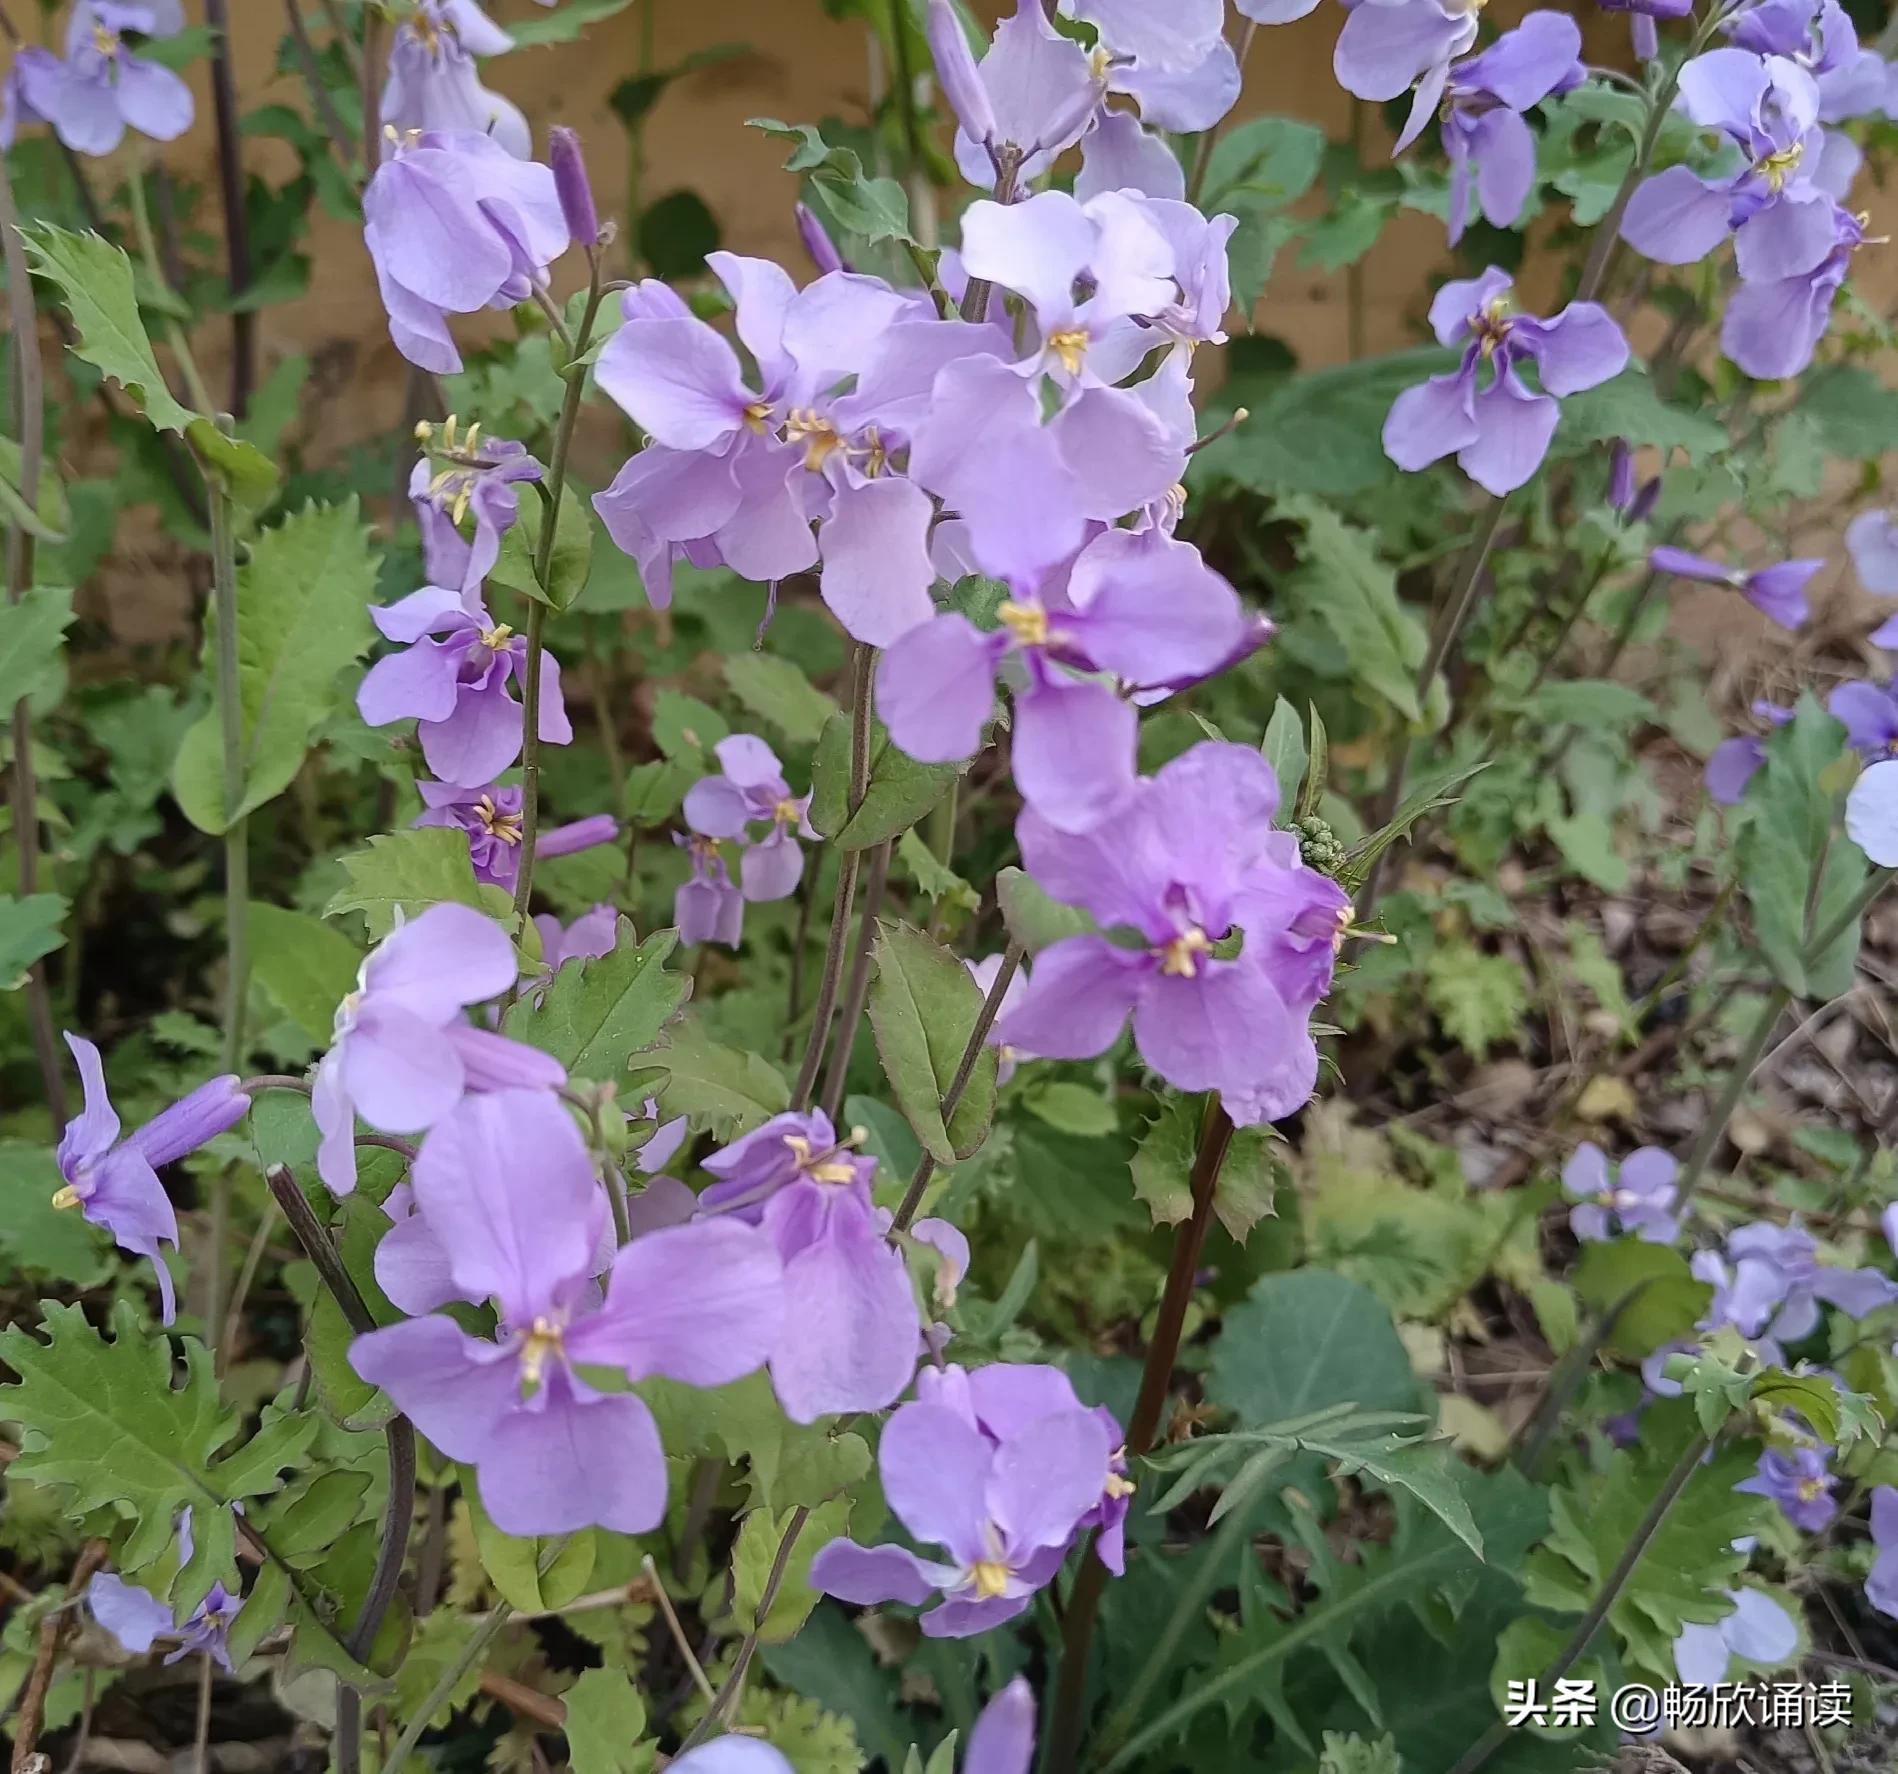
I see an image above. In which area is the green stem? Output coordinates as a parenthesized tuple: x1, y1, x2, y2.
(128, 166, 215, 415)
(382, 1604, 514, 1774)
(211, 474, 247, 1076)
(819, 837, 892, 1121)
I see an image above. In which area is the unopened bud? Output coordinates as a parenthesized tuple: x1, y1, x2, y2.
(795, 202, 846, 276)
(548, 126, 602, 247)
(1607, 439, 1635, 514)
(927, 0, 996, 148)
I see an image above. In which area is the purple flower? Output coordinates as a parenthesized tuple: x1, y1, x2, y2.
(1869, 1486, 1898, 1619)
(877, 526, 1251, 831)
(409, 420, 544, 598)
(1672, 1588, 1799, 1685)
(381, 0, 528, 160)
(700, 1110, 921, 1420)
(965, 954, 1031, 1085)
(353, 1091, 782, 1535)
(311, 904, 566, 1197)
(993, 743, 1352, 1126)
(1737, 1444, 1838, 1531)
(1848, 511, 1898, 647)
(547, 125, 603, 246)
(54, 1036, 247, 1324)
(1075, 109, 1186, 204)
(414, 779, 616, 893)
(1383, 269, 1629, 496)
(89, 1572, 241, 1672)
(1651, 545, 1823, 630)
(1334, 0, 1483, 105)
(795, 202, 847, 275)
(1621, 51, 1839, 283)
(1722, 200, 1867, 379)
(1705, 700, 1794, 804)
(1596, 0, 1693, 61)
(6, 2, 193, 156)
(1828, 679, 1898, 761)
(1062, 0, 1242, 136)
(358, 584, 571, 786)
(810, 1386, 1111, 1636)
(683, 735, 817, 903)
(534, 904, 621, 975)
(1724, 0, 1875, 123)
(1847, 759, 1898, 866)
(674, 835, 747, 948)
(364, 128, 569, 375)
(1695, 1221, 1898, 1345)
(936, 1, 1103, 190)
(1561, 1142, 1680, 1245)
(1393, 12, 1585, 246)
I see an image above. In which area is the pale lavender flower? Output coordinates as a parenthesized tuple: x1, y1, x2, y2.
(965, 954, 1031, 1085)
(1334, 0, 1482, 105)
(1695, 1221, 1898, 1344)
(795, 202, 847, 275)
(55, 1036, 247, 1323)
(409, 421, 544, 598)
(1828, 679, 1898, 761)
(1869, 1487, 1898, 1619)
(1724, 0, 1883, 122)
(364, 128, 568, 374)
(1561, 1142, 1680, 1244)
(937, 1, 1103, 190)
(877, 527, 1251, 831)
(1738, 1444, 1838, 1530)
(312, 904, 566, 1197)
(1705, 700, 1794, 804)
(89, 1573, 241, 1672)
(683, 735, 817, 903)
(1595, 0, 1692, 61)
(1650, 545, 1822, 630)
(1383, 268, 1628, 496)
(1673, 1589, 1799, 1685)
(700, 1110, 920, 1420)
(1063, 0, 1242, 135)
(352, 1091, 784, 1535)
(1722, 200, 1867, 379)
(358, 585, 571, 786)
(994, 744, 1352, 1126)
(674, 835, 746, 948)
(414, 779, 616, 893)
(381, 0, 529, 159)
(534, 904, 621, 975)
(547, 125, 602, 246)
(1847, 510, 1898, 648)
(11, 2, 193, 156)
(1847, 759, 1898, 865)
(811, 1388, 1111, 1636)
(1074, 109, 1186, 204)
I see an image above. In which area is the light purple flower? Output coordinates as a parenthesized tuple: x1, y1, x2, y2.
(674, 835, 746, 948)
(1335, 0, 1482, 105)
(1383, 268, 1628, 496)
(1075, 109, 1186, 204)
(1869, 1486, 1898, 1619)
(1724, 0, 1882, 124)
(1561, 1142, 1680, 1245)
(965, 954, 1032, 1086)
(810, 1388, 1111, 1636)
(1695, 1221, 1898, 1345)
(1062, 0, 1242, 135)
(534, 904, 621, 975)
(877, 526, 1251, 831)
(1722, 200, 1867, 379)
(548, 124, 603, 246)
(1621, 51, 1839, 282)
(1673, 1588, 1799, 1685)
(1393, 13, 1584, 245)
(1847, 511, 1898, 648)
(381, 0, 528, 160)
(353, 1090, 783, 1535)
(1595, 0, 1693, 61)
(89, 1572, 241, 1672)
(1828, 679, 1898, 761)
(1650, 545, 1822, 630)
(409, 421, 544, 598)
(939, 1, 1103, 190)
(684, 735, 817, 904)
(414, 779, 616, 893)
(311, 904, 566, 1197)
(54, 1035, 247, 1324)
(358, 584, 571, 786)
(364, 128, 569, 375)
(1737, 1444, 1838, 1531)
(699, 1110, 920, 1421)
(1847, 759, 1898, 866)
(1704, 700, 1794, 804)
(9, 2, 193, 156)
(993, 743, 1351, 1126)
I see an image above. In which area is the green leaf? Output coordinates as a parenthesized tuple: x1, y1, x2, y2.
(866, 920, 998, 1165)
(0, 1301, 317, 1597)
(1546, 811, 1630, 893)
(460, 1481, 597, 1611)
(808, 710, 963, 850)
(172, 501, 378, 833)
(1555, 367, 1729, 461)
(996, 864, 1095, 955)
(563, 1667, 652, 1773)
(643, 1014, 790, 1139)
(506, 0, 636, 45)
(652, 689, 730, 761)
(733, 1496, 853, 1642)
(490, 485, 594, 611)
(894, 830, 979, 915)
(1261, 697, 1308, 813)
(1801, 366, 1898, 460)
(0, 438, 70, 541)
(1424, 943, 1529, 1060)
(21, 225, 196, 435)
(323, 828, 510, 939)
(1130, 1096, 1285, 1243)
(247, 903, 362, 1045)
(750, 119, 914, 245)
(1573, 1238, 1711, 1360)
(1522, 679, 1655, 729)
(503, 924, 689, 1079)
(1024, 1080, 1119, 1138)
(0, 585, 74, 710)
(0, 893, 67, 988)
(724, 650, 841, 746)
(0, 1143, 111, 1286)
(1200, 116, 1326, 212)
(1208, 1271, 1420, 1424)
(639, 1371, 870, 1512)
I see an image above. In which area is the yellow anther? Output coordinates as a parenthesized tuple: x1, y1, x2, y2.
(478, 623, 515, 650)
(1159, 928, 1213, 978)
(1048, 327, 1090, 376)
(970, 1560, 1011, 1600)
(475, 795, 523, 845)
(786, 408, 844, 471)
(1797, 1477, 1826, 1502)
(414, 419, 436, 443)
(997, 600, 1051, 647)
(92, 20, 118, 55)
(518, 1316, 564, 1386)
(744, 401, 775, 434)
(1757, 143, 1803, 193)
(1105, 1471, 1135, 1501)
(773, 797, 802, 825)
(51, 1184, 82, 1211)
(1470, 295, 1513, 359)
(783, 1132, 857, 1185)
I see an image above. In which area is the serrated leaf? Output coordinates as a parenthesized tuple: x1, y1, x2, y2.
(750, 118, 914, 245)
(866, 920, 998, 1165)
(642, 1014, 790, 1138)
(640, 1371, 870, 1513)
(1556, 367, 1730, 462)
(172, 501, 378, 833)
(1423, 942, 1529, 1060)
(0, 1142, 111, 1285)
(808, 710, 963, 850)
(1208, 1270, 1419, 1423)
(507, 0, 636, 46)
(0, 585, 74, 709)
(504, 923, 688, 1079)
(1572, 1238, 1710, 1359)
(1129, 1095, 1285, 1242)
(247, 902, 362, 1044)
(0, 893, 67, 988)
(725, 651, 840, 746)
(564, 1666, 651, 1773)
(460, 1480, 597, 1611)
(322, 827, 510, 938)
(734, 1496, 853, 1643)
(995, 865, 1095, 955)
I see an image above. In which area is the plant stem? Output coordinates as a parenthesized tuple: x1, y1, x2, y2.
(382, 1605, 515, 1774)
(1045, 1098, 1236, 1774)
(210, 473, 247, 1076)
(281, 0, 355, 165)
(9, 1540, 109, 1774)
(202, 0, 254, 416)
(0, 147, 65, 1124)
(509, 257, 607, 929)
(127, 166, 215, 415)
(819, 837, 892, 1120)
(1446, 1428, 1715, 1774)
(1355, 496, 1509, 920)
(1523, 542, 1618, 696)
(359, 4, 383, 180)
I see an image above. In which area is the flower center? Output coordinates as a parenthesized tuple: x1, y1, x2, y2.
(518, 1316, 565, 1387)
(92, 20, 119, 55)
(1757, 143, 1804, 192)
(1158, 927, 1213, 978)
(1469, 296, 1512, 359)
(1105, 1471, 1135, 1501)
(476, 795, 522, 845)
(478, 623, 515, 651)
(1796, 1476, 1826, 1502)
(785, 408, 845, 471)
(51, 1183, 84, 1211)
(773, 797, 802, 826)
(970, 1559, 1011, 1600)
(783, 1131, 862, 1185)
(997, 600, 1050, 647)
(1048, 328, 1090, 376)
(743, 401, 775, 434)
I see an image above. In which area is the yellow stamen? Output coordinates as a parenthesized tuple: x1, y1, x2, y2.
(774, 797, 802, 826)
(1757, 143, 1803, 193)
(1159, 928, 1213, 979)
(1048, 328, 1090, 377)
(970, 1560, 1011, 1600)
(744, 401, 775, 434)
(783, 1133, 858, 1185)
(92, 20, 118, 55)
(785, 408, 844, 471)
(518, 1316, 564, 1386)
(856, 427, 889, 479)
(997, 600, 1051, 647)
(1797, 1477, 1825, 1502)
(478, 623, 515, 650)
(476, 795, 523, 845)
(414, 419, 436, 444)
(51, 1184, 82, 1211)
(1469, 295, 1513, 360)
(1105, 1471, 1135, 1501)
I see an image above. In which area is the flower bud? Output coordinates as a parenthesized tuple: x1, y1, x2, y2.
(927, 0, 996, 148)
(1607, 439, 1635, 514)
(795, 202, 846, 276)
(547, 125, 602, 247)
